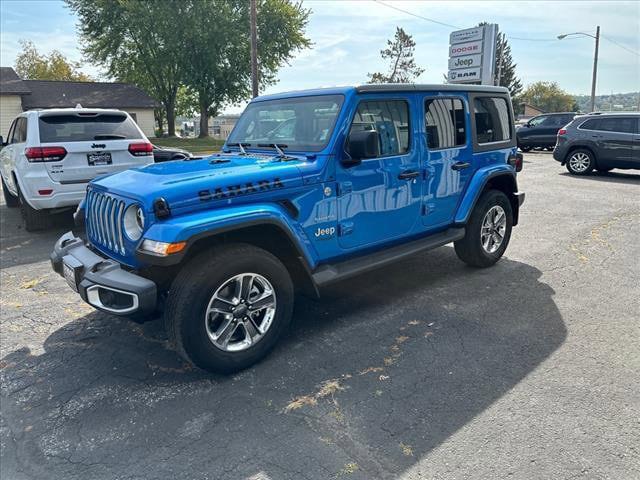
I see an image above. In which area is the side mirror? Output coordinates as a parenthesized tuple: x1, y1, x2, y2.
(343, 130, 379, 166)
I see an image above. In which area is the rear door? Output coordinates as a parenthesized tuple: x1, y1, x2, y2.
(37, 111, 153, 184)
(583, 117, 638, 164)
(422, 95, 473, 227)
(0, 118, 24, 192)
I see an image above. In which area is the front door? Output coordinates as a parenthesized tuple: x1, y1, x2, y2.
(421, 96, 474, 227)
(596, 116, 639, 165)
(336, 98, 422, 250)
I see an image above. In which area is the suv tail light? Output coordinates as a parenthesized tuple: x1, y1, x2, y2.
(558, 128, 567, 136)
(128, 142, 153, 156)
(24, 146, 67, 162)
(508, 152, 523, 172)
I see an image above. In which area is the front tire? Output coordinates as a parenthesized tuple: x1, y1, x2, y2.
(165, 244, 294, 374)
(19, 189, 50, 231)
(566, 149, 594, 175)
(455, 190, 513, 268)
(1, 176, 19, 208)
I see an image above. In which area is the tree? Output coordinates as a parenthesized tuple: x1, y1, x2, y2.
(66, 0, 187, 136)
(14, 40, 91, 81)
(478, 23, 522, 97)
(182, 0, 311, 137)
(368, 27, 424, 83)
(515, 82, 577, 113)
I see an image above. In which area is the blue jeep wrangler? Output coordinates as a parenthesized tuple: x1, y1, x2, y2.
(51, 84, 524, 373)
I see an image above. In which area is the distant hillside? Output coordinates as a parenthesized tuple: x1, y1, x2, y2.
(573, 92, 639, 112)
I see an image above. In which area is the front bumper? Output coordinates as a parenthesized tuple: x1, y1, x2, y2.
(51, 232, 157, 317)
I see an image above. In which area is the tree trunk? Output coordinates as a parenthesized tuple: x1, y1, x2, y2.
(165, 99, 176, 137)
(198, 104, 209, 138)
(154, 108, 165, 136)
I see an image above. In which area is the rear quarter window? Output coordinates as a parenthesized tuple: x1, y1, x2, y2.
(38, 113, 141, 143)
(473, 97, 511, 144)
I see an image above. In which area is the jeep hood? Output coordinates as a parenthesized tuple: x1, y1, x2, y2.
(90, 152, 305, 212)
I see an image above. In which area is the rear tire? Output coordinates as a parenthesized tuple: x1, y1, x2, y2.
(1, 176, 19, 208)
(165, 243, 294, 374)
(566, 149, 594, 175)
(19, 189, 50, 231)
(455, 190, 513, 268)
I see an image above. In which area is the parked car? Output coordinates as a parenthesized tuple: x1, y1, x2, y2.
(517, 112, 576, 151)
(553, 113, 640, 175)
(152, 144, 193, 162)
(51, 84, 525, 373)
(0, 107, 154, 230)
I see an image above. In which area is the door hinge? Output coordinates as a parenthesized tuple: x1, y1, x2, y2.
(337, 182, 352, 196)
(338, 221, 354, 236)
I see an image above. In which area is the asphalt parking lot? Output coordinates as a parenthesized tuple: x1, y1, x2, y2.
(1, 152, 639, 480)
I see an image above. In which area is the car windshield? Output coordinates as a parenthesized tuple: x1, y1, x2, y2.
(38, 113, 141, 143)
(227, 94, 344, 152)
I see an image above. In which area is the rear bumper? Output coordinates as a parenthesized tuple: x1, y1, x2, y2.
(51, 231, 157, 317)
(19, 173, 87, 209)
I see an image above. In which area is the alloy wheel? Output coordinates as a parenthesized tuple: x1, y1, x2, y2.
(481, 205, 507, 254)
(204, 273, 277, 352)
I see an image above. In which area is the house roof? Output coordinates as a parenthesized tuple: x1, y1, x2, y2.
(20, 79, 159, 109)
(0, 67, 31, 95)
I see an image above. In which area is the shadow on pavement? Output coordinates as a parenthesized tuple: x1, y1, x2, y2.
(0, 203, 74, 269)
(1, 247, 566, 480)
(559, 170, 640, 185)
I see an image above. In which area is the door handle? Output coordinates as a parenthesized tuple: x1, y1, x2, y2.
(398, 170, 420, 180)
(451, 162, 471, 171)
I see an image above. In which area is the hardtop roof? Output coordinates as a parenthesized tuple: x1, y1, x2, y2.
(254, 84, 510, 102)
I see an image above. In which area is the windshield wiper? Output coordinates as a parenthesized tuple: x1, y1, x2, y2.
(94, 134, 126, 140)
(258, 143, 288, 157)
(227, 142, 250, 155)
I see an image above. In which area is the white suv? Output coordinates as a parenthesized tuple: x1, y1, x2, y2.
(0, 107, 154, 231)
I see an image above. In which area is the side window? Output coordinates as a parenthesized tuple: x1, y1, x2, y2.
(5, 120, 16, 144)
(18, 118, 27, 143)
(474, 97, 511, 144)
(425, 98, 466, 149)
(605, 117, 637, 134)
(529, 116, 547, 127)
(350, 100, 410, 156)
(580, 119, 602, 131)
(10, 118, 27, 144)
(582, 117, 637, 133)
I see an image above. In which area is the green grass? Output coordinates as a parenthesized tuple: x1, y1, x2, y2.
(150, 137, 225, 153)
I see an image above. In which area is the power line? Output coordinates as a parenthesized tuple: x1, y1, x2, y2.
(601, 35, 640, 57)
(373, 0, 640, 57)
(372, 0, 460, 29)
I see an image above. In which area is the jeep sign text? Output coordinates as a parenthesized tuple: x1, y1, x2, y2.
(448, 54, 482, 70)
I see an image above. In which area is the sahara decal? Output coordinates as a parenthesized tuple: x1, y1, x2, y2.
(198, 177, 285, 202)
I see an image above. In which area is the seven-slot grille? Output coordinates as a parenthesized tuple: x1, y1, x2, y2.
(85, 189, 126, 255)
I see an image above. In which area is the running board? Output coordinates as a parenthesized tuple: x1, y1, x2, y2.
(312, 227, 465, 287)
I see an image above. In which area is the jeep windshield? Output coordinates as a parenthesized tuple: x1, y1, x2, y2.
(227, 94, 344, 153)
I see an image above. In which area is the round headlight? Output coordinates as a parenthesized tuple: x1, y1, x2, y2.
(123, 204, 144, 241)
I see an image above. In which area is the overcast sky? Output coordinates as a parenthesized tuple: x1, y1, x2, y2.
(1, 0, 638, 112)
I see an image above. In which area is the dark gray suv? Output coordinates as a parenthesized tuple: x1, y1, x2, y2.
(553, 113, 640, 175)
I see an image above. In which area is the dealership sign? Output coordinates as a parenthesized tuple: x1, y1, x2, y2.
(447, 24, 498, 85)
(448, 54, 482, 70)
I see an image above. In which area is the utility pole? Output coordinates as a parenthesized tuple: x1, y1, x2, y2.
(250, 0, 259, 98)
(557, 26, 600, 112)
(590, 26, 600, 113)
